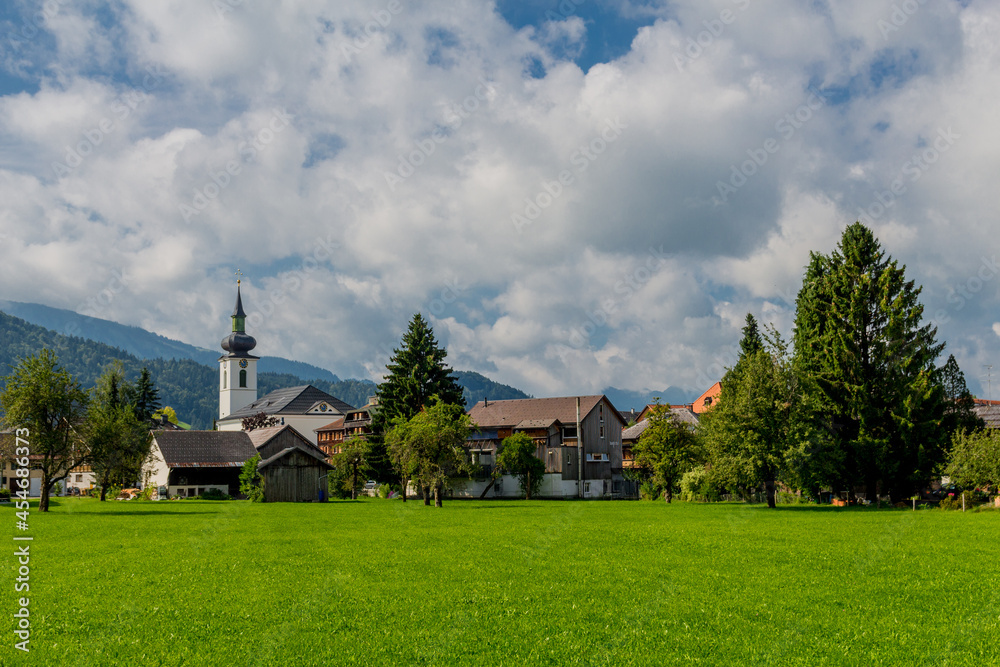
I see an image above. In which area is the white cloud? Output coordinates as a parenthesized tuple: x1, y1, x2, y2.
(1, 0, 1000, 399)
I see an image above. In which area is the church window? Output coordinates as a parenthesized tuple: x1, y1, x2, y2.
(239, 370, 247, 388)
(223, 370, 227, 389)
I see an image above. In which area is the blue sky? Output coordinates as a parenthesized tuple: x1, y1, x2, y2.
(0, 0, 998, 399)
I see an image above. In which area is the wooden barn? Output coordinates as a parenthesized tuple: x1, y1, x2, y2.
(257, 444, 332, 503)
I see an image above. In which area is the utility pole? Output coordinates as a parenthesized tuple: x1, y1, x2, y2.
(985, 365, 994, 401)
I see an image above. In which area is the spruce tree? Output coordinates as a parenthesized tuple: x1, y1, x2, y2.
(738, 313, 764, 361)
(792, 222, 946, 500)
(370, 314, 464, 481)
(939, 354, 984, 435)
(130, 367, 161, 423)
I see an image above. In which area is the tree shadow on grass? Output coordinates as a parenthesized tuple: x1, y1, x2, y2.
(60, 509, 223, 516)
(766, 504, 909, 513)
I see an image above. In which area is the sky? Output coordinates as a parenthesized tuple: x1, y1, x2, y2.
(1, 0, 999, 399)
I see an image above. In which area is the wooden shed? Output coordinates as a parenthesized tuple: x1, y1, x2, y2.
(257, 443, 332, 503)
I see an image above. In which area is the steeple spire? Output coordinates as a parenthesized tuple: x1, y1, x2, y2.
(221, 274, 256, 355)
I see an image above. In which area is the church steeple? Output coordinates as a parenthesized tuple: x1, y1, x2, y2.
(232, 283, 247, 332)
(221, 280, 257, 356)
(219, 273, 259, 420)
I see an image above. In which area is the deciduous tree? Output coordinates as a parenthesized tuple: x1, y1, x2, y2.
(331, 436, 372, 500)
(87, 362, 152, 500)
(495, 432, 545, 499)
(0, 350, 88, 511)
(946, 429, 1000, 495)
(632, 402, 701, 503)
(385, 399, 474, 507)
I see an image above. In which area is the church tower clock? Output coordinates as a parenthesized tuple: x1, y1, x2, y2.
(219, 277, 259, 420)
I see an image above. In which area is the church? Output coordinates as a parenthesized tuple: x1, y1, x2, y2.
(144, 281, 349, 500)
(213, 282, 355, 445)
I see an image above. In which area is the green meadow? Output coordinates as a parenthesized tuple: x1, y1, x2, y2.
(1, 499, 997, 666)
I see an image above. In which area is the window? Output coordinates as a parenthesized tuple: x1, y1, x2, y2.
(222, 370, 227, 389)
(586, 453, 609, 462)
(584, 482, 591, 493)
(704, 396, 713, 407)
(563, 426, 577, 439)
(599, 425, 605, 439)
(239, 369, 247, 388)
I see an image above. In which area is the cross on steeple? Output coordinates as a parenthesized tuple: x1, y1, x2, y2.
(235, 268, 243, 285)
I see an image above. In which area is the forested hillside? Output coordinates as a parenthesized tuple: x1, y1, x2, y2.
(0, 311, 530, 428)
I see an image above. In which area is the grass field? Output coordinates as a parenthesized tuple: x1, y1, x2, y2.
(2, 498, 998, 666)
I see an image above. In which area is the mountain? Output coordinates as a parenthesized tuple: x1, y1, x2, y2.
(600, 386, 697, 413)
(0, 310, 530, 428)
(0, 300, 340, 382)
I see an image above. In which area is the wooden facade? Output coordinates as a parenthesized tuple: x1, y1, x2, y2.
(259, 447, 332, 503)
(465, 395, 627, 497)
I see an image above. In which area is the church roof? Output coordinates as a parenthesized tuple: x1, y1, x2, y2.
(221, 385, 356, 422)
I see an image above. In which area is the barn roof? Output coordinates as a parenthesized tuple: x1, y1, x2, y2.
(223, 385, 355, 421)
(468, 396, 616, 429)
(257, 444, 333, 469)
(152, 431, 256, 468)
(246, 424, 316, 450)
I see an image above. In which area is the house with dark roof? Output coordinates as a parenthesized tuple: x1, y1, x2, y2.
(216, 384, 355, 446)
(458, 395, 627, 499)
(146, 425, 332, 501)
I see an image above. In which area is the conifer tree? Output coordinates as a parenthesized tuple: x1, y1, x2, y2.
(939, 354, 984, 435)
(792, 222, 946, 500)
(129, 367, 161, 423)
(371, 314, 464, 481)
(738, 313, 764, 361)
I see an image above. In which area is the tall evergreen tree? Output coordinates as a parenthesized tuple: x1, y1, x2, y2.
(738, 313, 764, 361)
(939, 354, 984, 435)
(128, 367, 161, 423)
(371, 314, 464, 481)
(792, 222, 946, 500)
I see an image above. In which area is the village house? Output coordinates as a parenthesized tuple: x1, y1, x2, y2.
(692, 382, 722, 414)
(315, 398, 378, 458)
(456, 395, 627, 499)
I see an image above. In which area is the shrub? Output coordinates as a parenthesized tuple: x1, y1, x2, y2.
(939, 492, 972, 511)
(200, 488, 231, 501)
(239, 455, 265, 502)
(680, 466, 724, 502)
(0, 488, 11, 501)
(640, 480, 661, 501)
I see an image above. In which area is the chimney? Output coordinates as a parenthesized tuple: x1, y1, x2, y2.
(484, 397, 488, 408)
